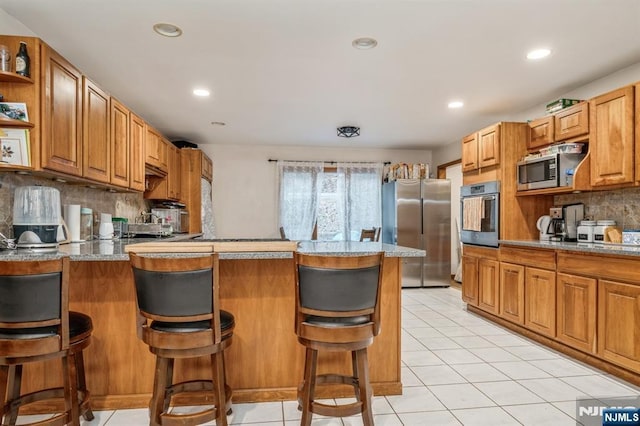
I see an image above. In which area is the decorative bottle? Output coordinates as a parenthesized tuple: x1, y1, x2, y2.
(15, 41, 30, 78)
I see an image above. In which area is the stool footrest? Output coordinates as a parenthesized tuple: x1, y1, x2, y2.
(311, 400, 363, 418)
(160, 407, 218, 426)
(316, 373, 358, 387)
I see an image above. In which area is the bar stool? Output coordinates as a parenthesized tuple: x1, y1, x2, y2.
(129, 253, 234, 426)
(0, 257, 94, 426)
(294, 253, 384, 426)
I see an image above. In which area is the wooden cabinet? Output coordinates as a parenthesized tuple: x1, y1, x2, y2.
(528, 116, 554, 150)
(110, 98, 129, 188)
(554, 102, 589, 141)
(636, 82, 640, 184)
(499, 262, 525, 324)
(461, 132, 479, 172)
(461, 245, 499, 310)
(145, 126, 168, 173)
(129, 112, 146, 192)
(590, 85, 635, 187)
(461, 254, 479, 306)
(82, 77, 110, 183)
(525, 267, 556, 338)
(478, 123, 500, 168)
(202, 153, 213, 182)
(478, 258, 499, 315)
(41, 44, 83, 176)
(180, 148, 213, 233)
(167, 143, 181, 200)
(556, 272, 596, 354)
(598, 279, 640, 372)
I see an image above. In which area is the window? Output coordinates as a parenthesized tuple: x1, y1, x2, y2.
(278, 161, 383, 241)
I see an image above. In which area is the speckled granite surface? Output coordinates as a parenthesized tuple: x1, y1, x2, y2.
(500, 239, 640, 257)
(0, 239, 425, 261)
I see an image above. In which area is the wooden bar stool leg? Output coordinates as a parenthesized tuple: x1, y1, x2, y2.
(355, 348, 373, 426)
(221, 352, 232, 415)
(162, 358, 174, 415)
(0, 365, 8, 424)
(63, 354, 81, 426)
(300, 347, 318, 426)
(350, 351, 361, 402)
(7, 365, 22, 425)
(74, 350, 94, 421)
(150, 357, 171, 426)
(211, 352, 228, 426)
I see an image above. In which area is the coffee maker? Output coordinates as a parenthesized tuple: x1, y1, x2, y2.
(548, 203, 584, 242)
(12, 186, 62, 251)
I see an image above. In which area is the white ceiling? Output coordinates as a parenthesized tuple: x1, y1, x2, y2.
(1, 0, 639, 150)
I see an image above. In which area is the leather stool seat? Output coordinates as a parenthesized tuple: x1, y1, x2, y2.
(150, 310, 235, 333)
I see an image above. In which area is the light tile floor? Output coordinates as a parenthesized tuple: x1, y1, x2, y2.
(17, 287, 640, 425)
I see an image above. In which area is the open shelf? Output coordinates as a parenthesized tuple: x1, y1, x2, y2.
(0, 117, 34, 128)
(0, 70, 33, 84)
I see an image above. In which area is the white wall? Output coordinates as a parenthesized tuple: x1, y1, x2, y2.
(0, 9, 36, 35)
(200, 144, 432, 238)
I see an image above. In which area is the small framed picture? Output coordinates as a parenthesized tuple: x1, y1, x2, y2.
(0, 128, 30, 166)
(0, 102, 29, 122)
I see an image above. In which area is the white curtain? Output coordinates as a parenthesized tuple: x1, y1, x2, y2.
(337, 162, 384, 241)
(278, 161, 324, 240)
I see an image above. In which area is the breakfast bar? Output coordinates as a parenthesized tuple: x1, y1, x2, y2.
(1, 239, 423, 410)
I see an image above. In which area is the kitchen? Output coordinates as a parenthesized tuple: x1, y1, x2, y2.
(2, 1, 640, 425)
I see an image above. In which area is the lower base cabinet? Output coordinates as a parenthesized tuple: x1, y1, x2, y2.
(556, 272, 596, 354)
(499, 262, 525, 324)
(524, 267, 556, 338)
(478, 258, 500, 315)
(462, 245, 499, 313)
(598, 279, 640, 372)
(461, 254, 479, 306)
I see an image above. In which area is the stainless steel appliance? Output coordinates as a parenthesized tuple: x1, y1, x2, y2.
(152, 208, 185, 233)
(548, 203, 584, 242)
(517, 153, 586, 191)
(460, 181, 500, 247)
(382, 179, 451, 288)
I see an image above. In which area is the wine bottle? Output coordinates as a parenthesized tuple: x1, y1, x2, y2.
(15, 41, 30, 78)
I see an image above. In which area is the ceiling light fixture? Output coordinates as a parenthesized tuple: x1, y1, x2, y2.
(193, 88, 210, 97)
(352, 37, 378, 50)
(526, 48, 551, 60)
(153, 22, 183, 38)
(448, 101, 464, 109)
(337, 126, 360, 138)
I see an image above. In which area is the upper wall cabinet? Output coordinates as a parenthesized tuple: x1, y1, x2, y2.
(528, 116, 554, 150)
(478, 123, 500, 168)
(461, 132, 479, 172)
(129, 112, 146, 192)
(82, 77, 110, 183)
(590, 85, 634, 187)
(41, 44, 83, 176)
(110, 98, 130, 188)
(145, 126, 168, 174)
(527, 102, 589, 151)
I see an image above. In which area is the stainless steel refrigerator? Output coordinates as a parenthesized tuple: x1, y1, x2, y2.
(382, 179, 451, 287)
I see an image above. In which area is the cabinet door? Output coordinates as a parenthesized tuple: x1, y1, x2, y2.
(129, 112, 146, 192)
(461, 255, 479, 306)
(110, 98, 129, 188)
(598, 279, 640, 372)
(499, 262, 525, 324)
(168, 144, 181, 201)
(82, 78, 110, 183)
(478, 258, 499, 315)
(202, 152, 213, 182)
(41, 46, 83, 176)
(556, 272, 596, 354)
(461, 132, 478, 172)
(525, 267, 556, 337)
(145, 127, 168, 173)
(528, 116, 554, 150)
(478, 124, 500, 168)
(590, 86, 634, 187)
(554, 102, 589, 141)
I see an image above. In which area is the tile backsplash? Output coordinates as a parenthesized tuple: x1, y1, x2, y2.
(554, 187, 640, 230)
(0, 173, 150, 238)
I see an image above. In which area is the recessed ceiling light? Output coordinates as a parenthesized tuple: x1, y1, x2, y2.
(193, 88, 210, 97)
(153, 22, 183, 37)
(211, 121, 226, 126)
(526, 48, 551, 60)
(448, 101, 464, 109)
(352, 37, 378, 49)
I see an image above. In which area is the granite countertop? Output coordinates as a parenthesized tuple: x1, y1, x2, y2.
(0, 238, 425, 261)
(500, 239, 640, 257)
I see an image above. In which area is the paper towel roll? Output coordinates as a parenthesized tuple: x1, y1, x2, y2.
(64, 204, 82, 242)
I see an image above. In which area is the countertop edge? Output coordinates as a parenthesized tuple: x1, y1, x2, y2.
(500, 239, 640, 257)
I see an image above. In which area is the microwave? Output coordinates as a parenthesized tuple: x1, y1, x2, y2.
(517, 153, 586, 191)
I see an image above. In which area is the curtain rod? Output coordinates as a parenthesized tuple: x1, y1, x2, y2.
(268, 159, 391, 165)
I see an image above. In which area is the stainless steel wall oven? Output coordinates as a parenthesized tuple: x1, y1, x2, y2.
(460, 181, 500, 247)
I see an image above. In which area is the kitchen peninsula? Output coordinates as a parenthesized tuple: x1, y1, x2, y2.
(0, 239, 423, 410)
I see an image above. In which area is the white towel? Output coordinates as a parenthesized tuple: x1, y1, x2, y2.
(462, 196, 483, 232)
